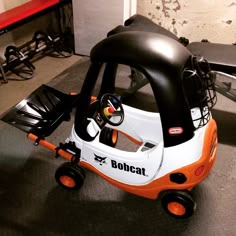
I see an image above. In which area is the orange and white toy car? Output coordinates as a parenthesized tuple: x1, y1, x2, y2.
(2, 31, 218, 218)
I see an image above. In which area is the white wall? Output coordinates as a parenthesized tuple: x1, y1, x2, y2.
(137, 0, 236, 44)
(72, 0, 137, 55)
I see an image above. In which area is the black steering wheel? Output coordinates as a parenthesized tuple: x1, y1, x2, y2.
(100, 94, 124, 126)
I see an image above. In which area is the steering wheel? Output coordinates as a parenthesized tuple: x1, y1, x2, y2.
(100, 94, 124, 126)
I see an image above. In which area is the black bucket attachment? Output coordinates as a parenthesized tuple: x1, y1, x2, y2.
(1, 85, 79, 137)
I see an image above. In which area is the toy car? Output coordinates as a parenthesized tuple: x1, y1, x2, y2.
(1, 31, 218, 218)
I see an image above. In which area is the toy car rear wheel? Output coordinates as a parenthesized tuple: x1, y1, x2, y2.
(161, 190, 196, 218)
(99, 127, 118, 147)
(55, 162, 85, 190)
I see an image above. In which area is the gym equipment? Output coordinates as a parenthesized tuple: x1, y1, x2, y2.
(0, 0, 72, 83)
(1, 30, 218, 218)
(0, 31, 72, 82)
(109, 14, 236, 102)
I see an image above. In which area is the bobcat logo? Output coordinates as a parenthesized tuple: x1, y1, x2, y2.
(94, 154, 107, 166)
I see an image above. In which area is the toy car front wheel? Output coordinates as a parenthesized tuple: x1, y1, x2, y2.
(55, 162, 85, 190)
(161, 190, 196, 218)
(99, 127, 118, 147)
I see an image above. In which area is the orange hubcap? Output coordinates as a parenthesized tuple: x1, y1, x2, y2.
(167, 202, 186, 216)
(60, 175, 76, 188)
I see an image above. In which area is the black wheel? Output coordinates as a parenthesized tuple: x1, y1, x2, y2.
(161, 190, 196, 219)
(99, 127, 118, 147)
(55, 162, 85, 190)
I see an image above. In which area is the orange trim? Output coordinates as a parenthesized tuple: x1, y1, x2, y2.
(28, 118, 217, 200)
(69, 92, 78, 96)
(91, 96, 97, 102)
(112, 130, 118, 144)
(27, 133, 73, 161)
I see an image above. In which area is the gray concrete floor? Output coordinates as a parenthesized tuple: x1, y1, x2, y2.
(0, 54, 82, 114)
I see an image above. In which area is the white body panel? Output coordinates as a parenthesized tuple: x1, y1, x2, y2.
(67, 105, 206, 186)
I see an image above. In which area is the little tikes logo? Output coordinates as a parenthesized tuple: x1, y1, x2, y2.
(111, 160, 147, 176)
(168, 127, 183, 135)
